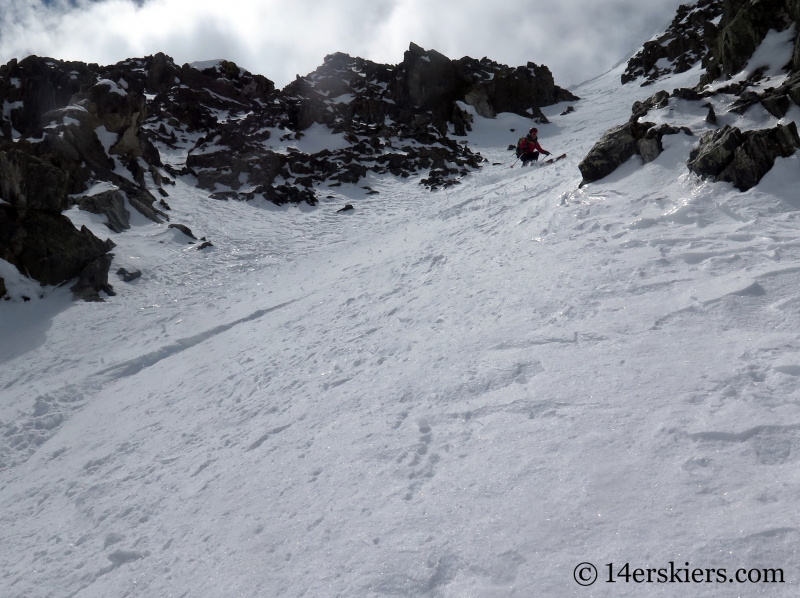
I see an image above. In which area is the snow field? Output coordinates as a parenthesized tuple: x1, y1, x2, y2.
(3, 57, 800, 597)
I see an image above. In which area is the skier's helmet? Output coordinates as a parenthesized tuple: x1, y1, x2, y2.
(529, 127, 538, 136)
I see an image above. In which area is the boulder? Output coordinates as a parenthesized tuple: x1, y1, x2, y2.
(718, 123, 800, 190)
(580, 118, 693, 183)
(77, 189, 130, 233)
(71, 253, 115, 301)
(117, 267, 141, 282)
(0, 204, 114, 288)
(760, 94, 791, 118)
(578, 123, 637, 184)
(672, 88, 703, 101)
(788, 81, 800, 106)
(632, 91, 670, 118)
(687, 123, 800, 190)
(258, 183, 317, 206)
(168, 223, 197, 239)
(121, 184, 165, 223)
(686, 125, 745, 179)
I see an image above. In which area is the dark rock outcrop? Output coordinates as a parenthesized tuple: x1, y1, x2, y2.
(624, 0, 800, 102)
(0, 55, 172, 300)
(0, 55, 96, 137)
(0, 276, 5, 297)
(71, 253, 115, 302)
(0, 149, 70, 213)
(578, 123, 638, 184)
(1, 45, 575, 299)
(623, 0, 723, 85)
(639, 124, 694, 164)
(686, 125, 744, 179)
(168, 223, 197, 239)
(117, 267, 142, 282)
(702, 0, 789, 84)
(0, 204, 114, 287)
(632, 91, 670, 118)
(77, 190, 130, 233)
(168, 45, 573, 199)
(687, 122, 800, 190)
(579, 92, 692, 184)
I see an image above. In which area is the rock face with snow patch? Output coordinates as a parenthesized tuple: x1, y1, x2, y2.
(0, 56, 170, 299)
(589, 0, 800, 189)
(77, 189, 130, 233)
(625, 0, 800, 89)
(0, 206, 115, 288)
(168, 45, 575, 198)
(687, 122, 800, 190)
(0, 147, 118, 292)
(623, 0, 723, 85)
(0, 45, 575, 299)
(702, 0, 792, 84)
(578, 92, 693, 185)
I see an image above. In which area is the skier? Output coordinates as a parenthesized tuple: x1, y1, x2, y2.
(517, 127, 551, 166)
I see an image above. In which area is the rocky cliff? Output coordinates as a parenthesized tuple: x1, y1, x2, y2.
(581, 0, 800, 190)
(0, 44, 576, 301)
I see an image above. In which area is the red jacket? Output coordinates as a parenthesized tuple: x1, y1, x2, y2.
(521, 136, 547, 154)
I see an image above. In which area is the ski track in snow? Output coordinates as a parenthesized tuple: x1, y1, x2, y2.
(3, 60, 800, 596)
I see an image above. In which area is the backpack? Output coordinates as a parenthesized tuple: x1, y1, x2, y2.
(515, 137, 527, 158)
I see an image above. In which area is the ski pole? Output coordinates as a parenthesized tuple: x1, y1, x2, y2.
(510, 157, 520, 169)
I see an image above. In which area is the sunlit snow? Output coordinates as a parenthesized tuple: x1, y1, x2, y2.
(3, 44, 800, 598)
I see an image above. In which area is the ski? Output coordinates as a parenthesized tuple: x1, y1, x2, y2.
(542, 153, 567, 165)
(513, 153, 567, 169)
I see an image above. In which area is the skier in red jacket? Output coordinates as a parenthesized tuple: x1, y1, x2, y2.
(519, 128, 551, 166)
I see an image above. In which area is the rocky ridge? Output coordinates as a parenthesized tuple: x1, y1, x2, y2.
(581, 0, 800, 189)
(622, 0, 724, 86)
(0, 45, 576, 300)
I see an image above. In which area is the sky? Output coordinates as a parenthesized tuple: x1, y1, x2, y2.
(1, 0, 690, 89)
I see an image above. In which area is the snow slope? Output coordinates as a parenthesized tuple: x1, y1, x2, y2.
(3, 59, 800, 597)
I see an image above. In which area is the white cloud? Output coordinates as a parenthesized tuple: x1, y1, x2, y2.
(1, 0, 688, 88)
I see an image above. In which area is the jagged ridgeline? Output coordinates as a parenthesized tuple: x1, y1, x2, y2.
(0, 43, 576, 300)
(622, 0, 800, 87)
(580, 0, 800, 189)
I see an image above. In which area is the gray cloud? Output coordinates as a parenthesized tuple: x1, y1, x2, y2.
(1, 0, 688, 88)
